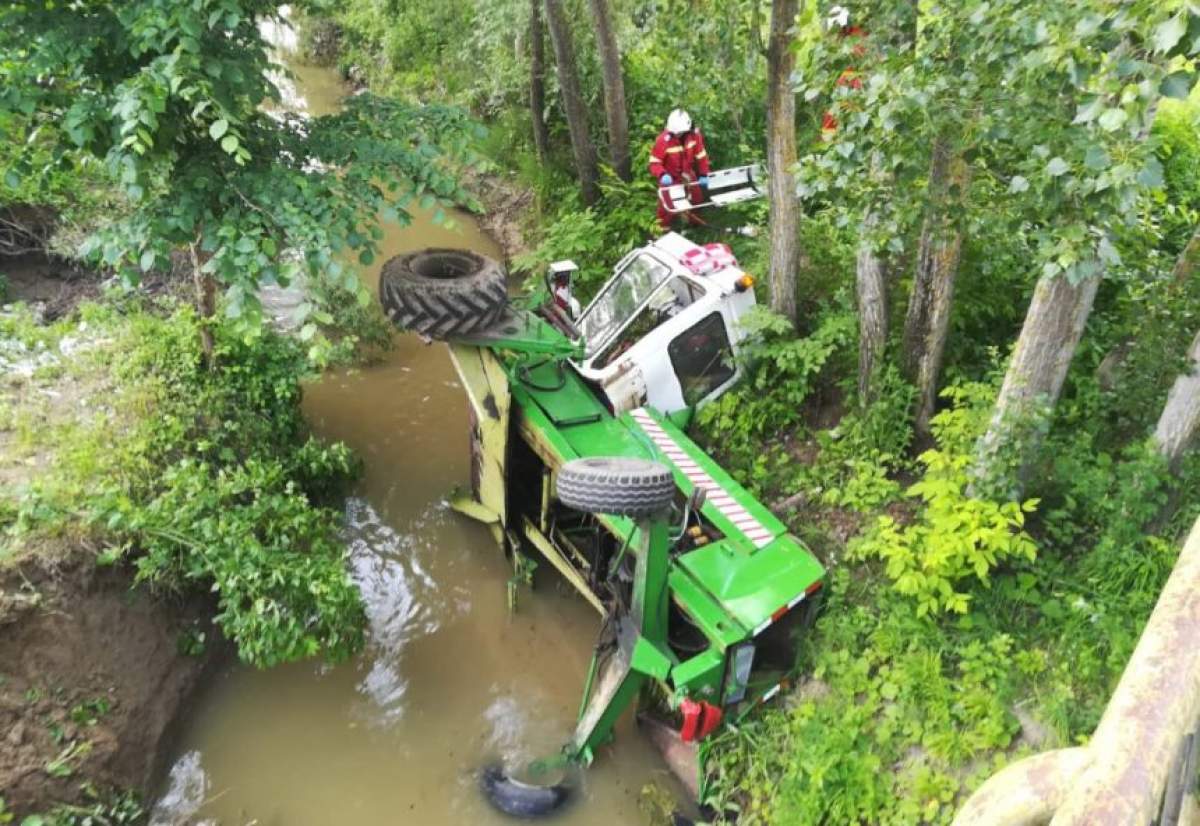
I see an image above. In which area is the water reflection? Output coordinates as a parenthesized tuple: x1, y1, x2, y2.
(344, 497, 445, 725)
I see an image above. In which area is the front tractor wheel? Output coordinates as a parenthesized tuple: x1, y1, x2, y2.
(556, 457, 675, 519)
(379, 248, 508, 339)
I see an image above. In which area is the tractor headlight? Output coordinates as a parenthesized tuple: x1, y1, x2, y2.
(724, 642, 756, 704)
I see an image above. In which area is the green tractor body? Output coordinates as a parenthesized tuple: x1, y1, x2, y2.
(384, 233, 825, 799)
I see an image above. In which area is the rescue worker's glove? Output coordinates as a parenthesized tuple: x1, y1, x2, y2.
(699, 176, 710, 188)
(659, 173, 673, 186)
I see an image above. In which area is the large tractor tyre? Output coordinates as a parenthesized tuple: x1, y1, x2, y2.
(556, 457, 676, 519)
(379, 248, 508, 339)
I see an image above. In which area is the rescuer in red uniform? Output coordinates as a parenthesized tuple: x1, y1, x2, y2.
(649, 109, 711, 230)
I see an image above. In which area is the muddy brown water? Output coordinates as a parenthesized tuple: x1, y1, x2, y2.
(151, 28, 681, 826)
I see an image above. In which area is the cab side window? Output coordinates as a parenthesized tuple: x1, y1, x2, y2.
(669, 312, 735, 406)
(596, 276, 705, 368)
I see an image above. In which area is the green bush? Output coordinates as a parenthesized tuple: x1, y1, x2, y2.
(1153, 100, 1200, 254)
(707, 570, 1020, 826)
(697, 304, 856, 474)
(10, 301, 366, 667)
(511, 176, 659, 301)
(851, 382, 1039, 616)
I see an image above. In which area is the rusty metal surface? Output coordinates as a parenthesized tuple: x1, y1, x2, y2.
(950, 748, 1089, 826)
(1051, 516, 1200, 825)
(956, 517, 1200, 826)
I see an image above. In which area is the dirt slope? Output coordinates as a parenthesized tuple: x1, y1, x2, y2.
(0, 551, 222, 815)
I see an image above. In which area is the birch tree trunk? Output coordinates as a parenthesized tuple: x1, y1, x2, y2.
(529, 0, 550, 162)
(1153, 329, 1200, 469)
(544, 0, 599, 205)
(587, 0, 630, 181)
(856, 215, 888, 403)
(902, 138, 969, 435)
(766, 0, 800, 324)
(973, 273, 1100, 497)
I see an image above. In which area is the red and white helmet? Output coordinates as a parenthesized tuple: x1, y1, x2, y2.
(666, 109, 692, 134)
(827, 5, 850, 28)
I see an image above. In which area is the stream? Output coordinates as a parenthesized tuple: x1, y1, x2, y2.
(149, 19, 679, 826)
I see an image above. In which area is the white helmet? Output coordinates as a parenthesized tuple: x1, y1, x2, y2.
(828, 5, 850, 28)
(666, 109, 692, 134)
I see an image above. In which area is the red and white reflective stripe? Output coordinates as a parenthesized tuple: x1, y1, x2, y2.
(630, 408, 775, 549)
(753, 591, 809, 636)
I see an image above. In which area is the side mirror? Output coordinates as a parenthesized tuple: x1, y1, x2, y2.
(549, 259, 580, 320)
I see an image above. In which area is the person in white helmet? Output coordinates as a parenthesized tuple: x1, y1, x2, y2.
(648, 109, 712, 230)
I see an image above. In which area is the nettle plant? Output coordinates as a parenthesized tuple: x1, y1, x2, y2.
(0, 0, 483, 362)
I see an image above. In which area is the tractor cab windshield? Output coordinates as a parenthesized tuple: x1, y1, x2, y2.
(579, 253, 672, 356)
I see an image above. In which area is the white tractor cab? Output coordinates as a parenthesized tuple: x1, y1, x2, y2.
(563, 232, 757, 424)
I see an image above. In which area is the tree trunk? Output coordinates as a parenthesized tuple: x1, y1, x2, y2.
(766, 0, 800, 324)
(902, 137, 969, 436)
(1153, 328, 1200, 469)
(972, 273, 1100, 497)
(1171, 223, 1200, 285)
(587, 0, 630, 181)
(544, 0, 599, 205)
(529, 0, 550, 162)
(856, 218, 888, 403)
(189, 241, 216, 365)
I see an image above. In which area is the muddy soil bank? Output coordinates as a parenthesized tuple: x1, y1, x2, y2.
(462, 167, 536, 264)
(2, 253, 103, 321)
(0, 550, 224, 816)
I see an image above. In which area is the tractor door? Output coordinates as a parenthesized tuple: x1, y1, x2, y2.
(663, 310, 739, 409)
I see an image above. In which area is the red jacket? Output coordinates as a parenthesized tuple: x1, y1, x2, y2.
(649, 129, 711, 181)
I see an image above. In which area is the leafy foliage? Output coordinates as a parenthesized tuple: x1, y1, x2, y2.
(697, 304, 855, 469)
(852, 383, 1039, 616)
(6, 301, 366, 667)
(706, 570, 1020, 826)
(511, 175, 658, 300)
(796, 0, 1196, 284)
(0, 1, 482, 344)
(8, 786, 143, 826)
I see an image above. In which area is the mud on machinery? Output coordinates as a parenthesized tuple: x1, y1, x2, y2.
(379, 226, 824, 817)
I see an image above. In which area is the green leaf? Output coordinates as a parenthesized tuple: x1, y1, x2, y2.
(1084, 145, 1108, 171)
(220, 134, 239, 154)
(209, 118, 229, 140)
(139, 249, 156, 271)
(1046, 157, 1069, 177)
(1160, 71, 1195, 100)
(3, 170, 19, 190)
(1137, 157, 1164, 189)
(1153, 13, 1187, 54)
(358, 249, 375, 266)
(1097, 108, 1127, 132)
